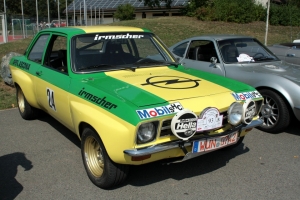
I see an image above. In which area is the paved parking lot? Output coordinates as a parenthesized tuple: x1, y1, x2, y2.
(0, 108, 300, 200)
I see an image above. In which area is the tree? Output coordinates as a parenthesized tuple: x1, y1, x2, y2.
(114, 4, 135, 21)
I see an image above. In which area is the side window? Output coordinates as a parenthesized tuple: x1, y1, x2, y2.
(28, 34, 49, 63)
(172, 42, 188, 57)
(189, 40, 219, 62)
(45, 35, 68, 74)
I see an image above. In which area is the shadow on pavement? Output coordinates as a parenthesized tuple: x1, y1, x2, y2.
(0, 152, 33, 200)
(34, 112, 251, 189)
(284, 119, 300, 136)
(121, 143, 249, 188)
(37, 112, 81, 148)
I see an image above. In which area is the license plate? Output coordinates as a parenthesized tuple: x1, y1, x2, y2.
(192, 132, 238, 153)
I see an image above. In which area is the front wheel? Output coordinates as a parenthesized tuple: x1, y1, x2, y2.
(257, 89, 290, 133)
(16, 86, 39, 120)
(81, 127, 129, 189)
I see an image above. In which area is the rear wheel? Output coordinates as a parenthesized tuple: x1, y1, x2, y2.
(257, 89, 290, 133)
(16, 86, 39, 120)
(81, 127, 129, 189)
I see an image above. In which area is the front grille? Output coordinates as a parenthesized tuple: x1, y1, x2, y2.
(159, 111, 228, 137)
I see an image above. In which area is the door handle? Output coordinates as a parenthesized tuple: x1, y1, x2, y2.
(287, 54, 295, 57)
(36, 71, 42, 76)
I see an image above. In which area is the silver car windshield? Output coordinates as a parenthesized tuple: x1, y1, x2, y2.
(72, 32, 176, 72)
(217, 38, 280, 63)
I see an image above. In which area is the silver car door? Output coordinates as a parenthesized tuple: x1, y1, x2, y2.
(181, 40, 225, 76)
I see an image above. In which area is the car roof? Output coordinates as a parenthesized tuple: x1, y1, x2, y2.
(38, 26, 151, 37)
(184, 34, 255, 41)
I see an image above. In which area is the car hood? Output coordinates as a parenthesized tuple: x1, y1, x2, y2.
(84, 66, 255, 107)
(240, 61, 300, 84)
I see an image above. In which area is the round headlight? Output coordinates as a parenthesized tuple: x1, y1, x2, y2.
(137, 123, 156, 144)
(228, 102, 243, 126)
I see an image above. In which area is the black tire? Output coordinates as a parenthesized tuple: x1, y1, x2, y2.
(16, 86, 39, 120)
(257, 89, 290, 133)
(81, 127, 129, 189)
(221, 136, 244, 151)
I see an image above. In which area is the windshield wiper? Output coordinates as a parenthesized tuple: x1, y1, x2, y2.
(78, 64, 115, 71)
(133, 58, 163, 65)
(255, 56, 275, 61)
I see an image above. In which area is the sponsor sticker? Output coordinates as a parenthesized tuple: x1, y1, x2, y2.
(94, 33, 144, 40)
(196, 107, 223, 132)
(12, 59, 31, 70)
(136, 102, 183, 119)
(231, 90, 262, 101)
(242, 99, 256, 124)
(171, 109, 198, 140)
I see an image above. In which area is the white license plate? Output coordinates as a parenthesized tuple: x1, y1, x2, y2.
(192, 132, 238, 153)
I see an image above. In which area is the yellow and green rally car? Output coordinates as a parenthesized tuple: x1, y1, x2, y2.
(10, 26, 264, 188)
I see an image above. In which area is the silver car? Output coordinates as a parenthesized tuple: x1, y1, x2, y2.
(267, 42, 300, 66)
(169, 35, 300, 133)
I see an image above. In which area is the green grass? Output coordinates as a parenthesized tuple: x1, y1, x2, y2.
(1, 16, 300, 110)
(0, 77, 17, 109)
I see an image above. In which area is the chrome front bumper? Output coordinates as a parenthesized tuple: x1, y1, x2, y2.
(124, 119, 262, 161)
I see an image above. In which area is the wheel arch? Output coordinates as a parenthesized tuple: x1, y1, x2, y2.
(71, 102, 135, 164)
(256, 86, 294, 117)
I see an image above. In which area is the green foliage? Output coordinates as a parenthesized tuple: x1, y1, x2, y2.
(193, 0, 266, 23)
(269, 3, 300, 26)
(114, 4, 135, 21)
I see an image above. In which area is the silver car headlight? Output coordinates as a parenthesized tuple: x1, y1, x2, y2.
(228, 102, 243, 126)
(137, 122, 157, 144)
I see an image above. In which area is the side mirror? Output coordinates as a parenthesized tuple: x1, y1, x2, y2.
(210, 57, 217, 64)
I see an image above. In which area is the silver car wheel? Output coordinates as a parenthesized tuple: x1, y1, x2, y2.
(257, 89, 290, 133)
(260, 97, 279, 127)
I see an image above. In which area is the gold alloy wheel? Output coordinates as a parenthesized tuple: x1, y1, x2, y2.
(84, 136, 104, 177)
(17, 89, 25, 113)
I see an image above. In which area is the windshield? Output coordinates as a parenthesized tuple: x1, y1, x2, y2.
(71, 32, 176, 73)
(217, 38, 280, 63)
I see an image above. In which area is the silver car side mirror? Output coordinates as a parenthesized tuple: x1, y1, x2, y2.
(210, 57, 217, 64)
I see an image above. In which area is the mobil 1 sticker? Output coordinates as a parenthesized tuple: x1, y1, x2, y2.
(171, 109, 198, 141)
(136, 102, 183, 119)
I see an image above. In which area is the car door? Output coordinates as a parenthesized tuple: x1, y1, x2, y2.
(33, 34, 74, 131)
(171, 40, 225, 76)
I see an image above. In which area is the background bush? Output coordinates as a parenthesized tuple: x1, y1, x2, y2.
(269, 4, 300, 26)
(114, 4, 135, 21)
(182, 0, 300, 26)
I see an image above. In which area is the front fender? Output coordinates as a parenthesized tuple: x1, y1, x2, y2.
(69, 97, 136, 164)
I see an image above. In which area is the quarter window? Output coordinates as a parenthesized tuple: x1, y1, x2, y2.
(28, 34, 49, 63)
(172, 42, 188, 57)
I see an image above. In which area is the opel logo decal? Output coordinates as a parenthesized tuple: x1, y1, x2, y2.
(141, 76, 201, 89)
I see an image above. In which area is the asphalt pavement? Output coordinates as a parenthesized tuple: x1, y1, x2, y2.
(0, 108, 300, 200)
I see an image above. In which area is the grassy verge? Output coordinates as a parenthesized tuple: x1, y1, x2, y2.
(1, 17, 300, 110)
(0, 77, 17, 109)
